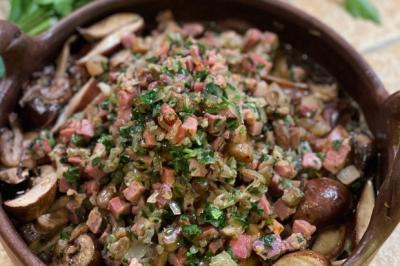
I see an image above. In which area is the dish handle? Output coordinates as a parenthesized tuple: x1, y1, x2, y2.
(0, 20, 47, 127)
(344, 91, 400, 265)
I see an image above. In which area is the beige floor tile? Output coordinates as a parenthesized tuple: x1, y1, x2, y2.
(0, 0, 9, 20)
(365, 41, 400, 94)
(285, 0, 400, 52)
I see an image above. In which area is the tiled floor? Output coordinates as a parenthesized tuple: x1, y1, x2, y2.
(0, 0, 399, 265)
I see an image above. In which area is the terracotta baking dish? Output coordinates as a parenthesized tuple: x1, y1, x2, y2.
(0, 0, 400, 265)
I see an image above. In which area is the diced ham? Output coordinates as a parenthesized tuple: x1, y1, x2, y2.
(215, 75, 226, 87)
(182, 23, 204, 37)
(84, 163, 106, 179)
(328, 125, 349, 143)
(243, 28, 263, 51)
(212, 136, 225, 151)
(86, 209, 103, 234)
(158, 104, 178, 129)
(181, 116, 198, 138)
(189, 159, 207, 177)
(59, 177, 74, 193)
(129, 258, 143, 266)
(283, 233, 307, 252)
(249, 52, 272, 71)
(302, 152, 322, 170)
(273, 199, 296, 221)
(230, 234, 252, 260)
(161, 167, 175, 185)
(123, 181, 145, 204)
(108, 197, 130, 218)
(323, 142, 351, 174)
(116, 89, 136, 125)
(131, 196, 145, 215)
(292, 219, 316, 239)
(274, 160, 296, 179)
(121, 32, 135, 48)
(299, 96, 319, 117)
(205, 113, 226, 136)
(68, 156, 82, 166)
(201, 225, 219, 240)
(258, 195, 271, 217)
(252, 235, 285, 260)
(76, 119, 94, 138)
(168, 247, 186, 266)
(192, 82, 205, 92)
(83, 180, 100, 196)
(142, 128, 157, 147)
(209, 239, 225, 254)
(166, 120, 186, 144)
(59, 121, 78, 143)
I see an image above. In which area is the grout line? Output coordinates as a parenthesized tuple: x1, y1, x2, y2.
(361, 35, 400, 54)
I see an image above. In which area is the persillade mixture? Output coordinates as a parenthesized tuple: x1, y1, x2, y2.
(0, 12, 375, 266)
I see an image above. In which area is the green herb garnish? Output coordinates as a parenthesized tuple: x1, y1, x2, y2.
(182, 224, 202, 239)
(344, 0, 380, 24)
(64, 166, 80, 184)
(203, 204, 226, 228)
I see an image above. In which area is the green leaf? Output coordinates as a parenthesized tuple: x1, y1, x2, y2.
(344, 0, 381, 24)
(203, 204, 226, 228)
(0, 57, 4, 78)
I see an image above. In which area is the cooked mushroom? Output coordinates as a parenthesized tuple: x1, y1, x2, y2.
(355, 180, 375, 243)
(0, 113, 23, 167)
(51, 78, 99, 132)
(79, 13, 142, 41)
(294, 178, 352, 227)
(312, 224, 347, 259)
(272, 250, 329, 266)
(4, 165, 57, 221)
(78, 14, 144, 64)
(60, 234, 100, 266)
(0, 167, 28, 184)
(35, 208, 69, 236)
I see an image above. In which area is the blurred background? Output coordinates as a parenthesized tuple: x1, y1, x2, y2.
(0, 0, 399, 265)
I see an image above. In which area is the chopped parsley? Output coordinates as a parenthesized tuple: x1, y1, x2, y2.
(261, 234, 276, 247)
(139, 88, 160, 105)
(203, 204, 226, 228)
(64, 166, 80, 184)
(182, 224, 202, 239)
(332, 139, 343, 150)
(232, 211, 249, 229)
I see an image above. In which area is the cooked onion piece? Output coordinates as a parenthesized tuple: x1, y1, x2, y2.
(355, 180, 375, 243)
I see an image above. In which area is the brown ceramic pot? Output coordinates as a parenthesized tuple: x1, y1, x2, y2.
(0, 0, 399, 265)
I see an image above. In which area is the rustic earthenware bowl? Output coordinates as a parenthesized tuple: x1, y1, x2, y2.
(0, 0, 399, 265)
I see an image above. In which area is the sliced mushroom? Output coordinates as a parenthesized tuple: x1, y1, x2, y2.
(355, 180, 375, 243)
(56, 36, 76, 78)
(0, 113, 23, 167)
(4, 165, 57, 221)
(272, 250, 329, 266)
(0, 167, 28, 184)
(35, 208, 69, 236)
(78, 14, 144, 64)
(312, 224, 347, 259)
(79, 13, 142, 41)
(60, 234, 100, 266)
(52, 78, 99, 133)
